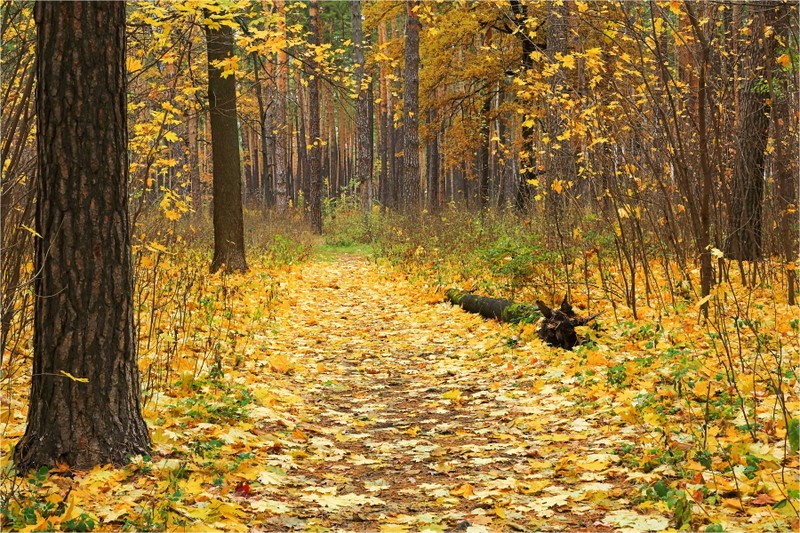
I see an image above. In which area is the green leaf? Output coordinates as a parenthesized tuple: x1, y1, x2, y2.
(788, 418, 799, 454)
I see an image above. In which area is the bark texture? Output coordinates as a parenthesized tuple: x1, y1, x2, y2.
(274, 0, 290, 212)
(15, 1, 150, 472)
(445, 290, 540, 323)
(510, 0, 537, 211)
(352, 0, 373, 208)
(308, 0, 323, 233)
(725, 4, 775, 262)
(206, 22, 248, 273)
(401, 0, 421, 212)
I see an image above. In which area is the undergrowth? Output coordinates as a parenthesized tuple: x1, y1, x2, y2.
(0, 206, 316, 530)
(358, 204, 800, 528)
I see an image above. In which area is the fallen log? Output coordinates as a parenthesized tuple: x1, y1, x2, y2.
(444, 289, 540, 323)
(445, 289, 597, 349)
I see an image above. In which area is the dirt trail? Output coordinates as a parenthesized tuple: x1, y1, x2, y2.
(253, 255, 628, 532)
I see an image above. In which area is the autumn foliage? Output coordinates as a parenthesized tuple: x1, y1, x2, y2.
(1, 0, 798, 531)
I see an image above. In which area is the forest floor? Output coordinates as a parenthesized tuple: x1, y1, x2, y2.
(243, 254, 630, 532)
(3, 253, 797, 532)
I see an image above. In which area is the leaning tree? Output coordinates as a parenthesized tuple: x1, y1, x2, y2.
(14, 1, 150, 471)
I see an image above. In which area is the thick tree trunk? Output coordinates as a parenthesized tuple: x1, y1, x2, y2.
(725, 5, 774, 262)
(308, 0, 323, 233)
(352, 0, 373, 208)
(445, 290, 540, 323)
(445, 290, 596, 349)
(15, 1, 150, 472)
(401, 0, 421, 212)
(771, 5, 798, 304)
(206, 22, 248, 273)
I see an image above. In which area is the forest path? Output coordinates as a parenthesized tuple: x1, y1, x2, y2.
(252, 254, 630, 532)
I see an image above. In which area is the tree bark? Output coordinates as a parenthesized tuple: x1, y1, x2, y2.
(725, 4, 774, 262)
(15, 1, 150, 471)
(510, 0, 537, 211)
(206, 21, 248, 273)
(401, 0, 421, 212)
(446, 289, 540, 323)
(352, 0, 374, 209)
(426, 107, 440, 211)
(308, 0, 323, 233)
(274, 0, 290, 211)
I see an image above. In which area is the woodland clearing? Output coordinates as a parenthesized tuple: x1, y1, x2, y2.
(2, 248, 797, 532)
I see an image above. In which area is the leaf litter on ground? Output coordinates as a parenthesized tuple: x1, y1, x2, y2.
(1, 254, 798, 532)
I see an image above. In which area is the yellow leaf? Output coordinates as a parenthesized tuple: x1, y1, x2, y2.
(442, 389, 462, 401)
(380, 525, 410, 533)
(146, 241, 170, 254)
(722, 497, 745, 511)
(268, 354, 294, 374)
(578, 459, 610, 472)
(643, 411, 662, 426)
(126, 57, 143, 72)
(559, 53, 576, 69)
(587, 352, 610, 367)
(696, 294, 712, 308)
(60, 370, 89, 383)
(518, 479, 549, 494)
(21, 224, 42, 238)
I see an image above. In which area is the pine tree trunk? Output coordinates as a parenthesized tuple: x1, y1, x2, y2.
(352, 0, 374, 208)
(206, 22, 248, 273)
(308, 0, 323, 233)
(15, 1, 150, 472)
(401, 0, 421, 212)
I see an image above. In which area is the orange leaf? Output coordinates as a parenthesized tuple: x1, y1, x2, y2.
(751, 493, 776, 506)
(450, 483, 474, 498)
(291, 429, 308, 442)
(587, 352, 610, 366)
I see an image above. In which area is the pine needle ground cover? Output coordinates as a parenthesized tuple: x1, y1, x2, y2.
(1, 236, 797, 532)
